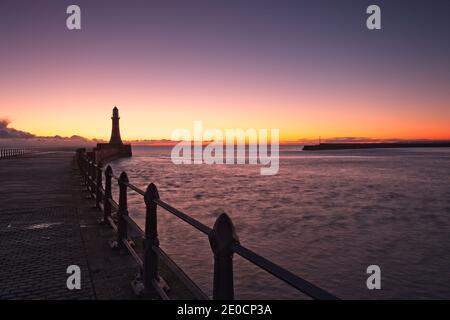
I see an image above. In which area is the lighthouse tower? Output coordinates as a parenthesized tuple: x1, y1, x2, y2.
(109, 106, 123, 145)
(92, 106, 132, 163)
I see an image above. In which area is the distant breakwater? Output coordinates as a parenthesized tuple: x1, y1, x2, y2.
(303, 142, 450, 151)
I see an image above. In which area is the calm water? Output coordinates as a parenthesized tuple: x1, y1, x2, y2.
(109, 146, 450, 299)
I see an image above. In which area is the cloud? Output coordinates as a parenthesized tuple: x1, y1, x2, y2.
(0, 118, 95, 143)
(0, 118, 35, 139)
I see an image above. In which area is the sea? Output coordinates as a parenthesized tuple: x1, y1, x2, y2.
(108, 145, 450, 299)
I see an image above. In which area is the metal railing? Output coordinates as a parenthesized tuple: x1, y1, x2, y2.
(76, 149, 338, 300)
(0, 148, 26, 159)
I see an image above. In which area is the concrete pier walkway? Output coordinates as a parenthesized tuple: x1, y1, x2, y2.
(0, 152, 142, 299)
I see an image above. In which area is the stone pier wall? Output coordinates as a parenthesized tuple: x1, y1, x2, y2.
(93, 143, 132, 164)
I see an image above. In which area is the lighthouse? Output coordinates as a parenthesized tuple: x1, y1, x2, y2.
(92, 106, 132, 163)
(110, 106, 123, 145)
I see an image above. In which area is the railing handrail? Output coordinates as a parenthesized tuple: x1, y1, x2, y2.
(76, 150, 338, 300)
(231, 243, 337, 300)
(93, 158, 213, 235)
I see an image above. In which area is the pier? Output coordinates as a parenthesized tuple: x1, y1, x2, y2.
(0, 108, 337, 300)
(0, 151, 138, 299)
(76, 151, 338, 300)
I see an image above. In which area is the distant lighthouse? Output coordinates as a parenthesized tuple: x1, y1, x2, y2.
(92, 106, 132, 163)
(110, 106, 123, 145)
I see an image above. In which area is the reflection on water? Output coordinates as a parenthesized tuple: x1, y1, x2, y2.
(109, 146, 450, 299)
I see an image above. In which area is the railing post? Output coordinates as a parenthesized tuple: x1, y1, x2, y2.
(80, 155, 85, 182)
(209, 213, 239, 300)
(143, 183, 160, 291)
(117, 172, 129, 246)
(90, 160, 95, 196)
(96, 161, 103, 210)
(84, 156, 89, 186)
(92, 161, 97, 196)
(103, 166, 112, 224)
(83, 156, 89, 189)
(89, 160, 95, 196)
(86, 160, 91, 194)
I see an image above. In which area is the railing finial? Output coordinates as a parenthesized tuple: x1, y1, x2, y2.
(144, 183, 160, 205)
(119, 171, 129, 184)
(209, 213, 239, 254)
(209, 213, 239, 300)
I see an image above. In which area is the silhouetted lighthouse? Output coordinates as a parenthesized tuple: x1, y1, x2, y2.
(92, 106, 132, 163)
(110, 106, 123, 145)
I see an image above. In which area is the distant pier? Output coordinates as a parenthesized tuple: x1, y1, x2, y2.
(303, 142, 450, 151)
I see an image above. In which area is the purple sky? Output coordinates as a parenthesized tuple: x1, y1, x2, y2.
(1, 0, 449, 141)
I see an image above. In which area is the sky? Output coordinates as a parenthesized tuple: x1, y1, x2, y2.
(1, 0, 450, 142)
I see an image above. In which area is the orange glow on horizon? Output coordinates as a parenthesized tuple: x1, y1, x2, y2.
(2, 60, 450, 143)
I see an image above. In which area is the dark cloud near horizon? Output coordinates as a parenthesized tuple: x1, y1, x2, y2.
(0, 118, 35, 139)
(0, 118, 91, 141)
